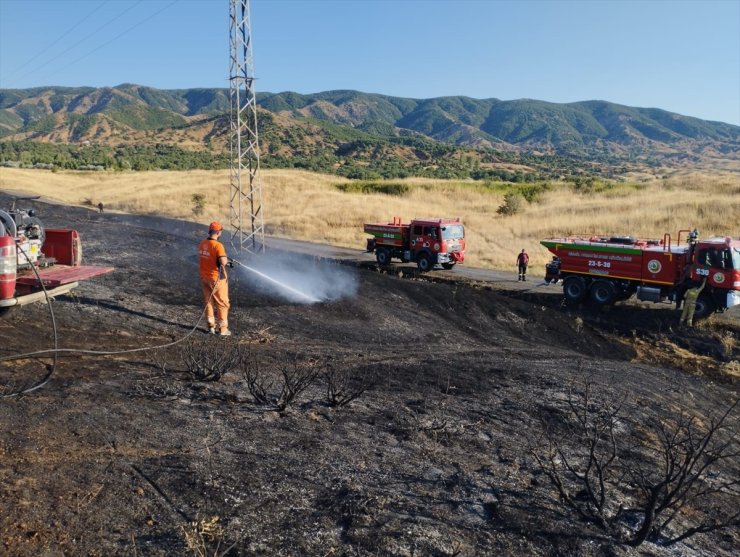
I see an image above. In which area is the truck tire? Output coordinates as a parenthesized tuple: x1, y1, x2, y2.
(417, 253, 433, 272)
(376, 248, 392, 267)
(692, 293, 716, 320)
(590, 280, 616, 306)
(563, 276, 587, 304)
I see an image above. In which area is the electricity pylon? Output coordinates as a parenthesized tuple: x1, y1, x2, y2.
(229, 0, 264, 253)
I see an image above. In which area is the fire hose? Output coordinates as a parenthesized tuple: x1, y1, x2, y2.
(1, 218, 324, 397)
(0, 253, 224, 397)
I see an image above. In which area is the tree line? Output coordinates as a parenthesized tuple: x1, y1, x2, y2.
(0, 138, 616, 182)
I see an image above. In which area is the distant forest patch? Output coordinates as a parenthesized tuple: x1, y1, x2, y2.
(0, 139, 616, 182)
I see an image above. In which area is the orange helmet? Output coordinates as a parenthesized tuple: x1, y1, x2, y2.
(209, 221, 223, 233)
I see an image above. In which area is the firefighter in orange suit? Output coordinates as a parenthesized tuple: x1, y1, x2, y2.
(679, 278, 707, 328)
(198, 221, 232, 336)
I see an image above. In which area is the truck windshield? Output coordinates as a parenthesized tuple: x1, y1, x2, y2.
(441, 225, 464, 240)
(732, 248, 740, 270)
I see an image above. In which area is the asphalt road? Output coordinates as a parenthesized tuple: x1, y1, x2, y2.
(268, 235, 740, 328)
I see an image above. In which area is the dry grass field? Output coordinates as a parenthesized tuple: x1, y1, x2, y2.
(1, 167, 738, 270)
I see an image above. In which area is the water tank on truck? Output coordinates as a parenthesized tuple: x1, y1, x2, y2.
(541, 229, 740, 320)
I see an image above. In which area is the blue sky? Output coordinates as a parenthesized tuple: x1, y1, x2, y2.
(0, 0, 738, 125)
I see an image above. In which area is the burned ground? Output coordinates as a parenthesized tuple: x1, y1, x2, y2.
(0, 196, 738, 556)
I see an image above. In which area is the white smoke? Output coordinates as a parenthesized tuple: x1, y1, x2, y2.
(231, 251, 358, 304)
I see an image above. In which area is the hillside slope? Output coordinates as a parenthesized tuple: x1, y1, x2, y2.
(1, 85, 738, 169)
(1, 194, 738, 556)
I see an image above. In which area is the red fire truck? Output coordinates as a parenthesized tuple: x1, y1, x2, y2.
(364, 217, 466, 272)
(541, 229, 740, 319)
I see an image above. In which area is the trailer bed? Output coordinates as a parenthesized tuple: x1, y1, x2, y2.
(15, 265, 114, 288)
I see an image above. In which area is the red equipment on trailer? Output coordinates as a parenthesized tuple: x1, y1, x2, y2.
(364, 216, 466, 272)
(541, 229, 740, 319)
(0, 203, 113, 315)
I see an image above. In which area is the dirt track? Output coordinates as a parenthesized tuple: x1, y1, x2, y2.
(0, 195, 738, 556)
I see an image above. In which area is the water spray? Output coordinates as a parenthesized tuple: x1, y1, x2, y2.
(229, 258, 322, 304)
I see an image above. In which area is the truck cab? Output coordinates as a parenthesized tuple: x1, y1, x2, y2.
(364, 217, 466, 271)
(688, 237, 740, 314)
(409, 219, 466, 271)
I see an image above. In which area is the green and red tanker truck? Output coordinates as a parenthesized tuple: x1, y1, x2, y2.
(364, 217, 466, 272)
(541, 229, 740, 319)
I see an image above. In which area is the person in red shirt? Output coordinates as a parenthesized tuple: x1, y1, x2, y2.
(516, 249, 529, 281)
(198, 221, 231, 336)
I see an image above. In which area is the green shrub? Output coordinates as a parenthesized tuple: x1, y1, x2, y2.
(497, 192, 524, 215)
(336, 181, 410, 196)
(192, 193, 206, 216)
(571, 176, 615, 193)
(519, 181, 553, 202)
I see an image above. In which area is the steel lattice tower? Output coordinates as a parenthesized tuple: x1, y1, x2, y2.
(229, 0, 264, 253)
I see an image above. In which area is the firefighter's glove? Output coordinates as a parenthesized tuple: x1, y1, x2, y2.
(227, 260, 234, 269)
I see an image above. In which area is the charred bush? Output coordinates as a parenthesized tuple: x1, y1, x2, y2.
(532, 381, 739, 546)
(148, 347, 175, 374)
(532, 381, 624, 531)
(623, 401, 740, 546)
(183, 338, 239, 382)
(323, 363, 378, 408)
(239, 350, 273, 405)
(239, 351, 320, 410)
(276, 354, 320, 411)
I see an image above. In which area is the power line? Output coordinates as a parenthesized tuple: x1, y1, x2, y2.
(2, 0, 176, 87)
(2, 0, 109, 84)
(2, 0, 144, 86)
(45, 0, 180, 84)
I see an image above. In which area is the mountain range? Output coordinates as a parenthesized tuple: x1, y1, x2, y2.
(1, 84, 738, 172)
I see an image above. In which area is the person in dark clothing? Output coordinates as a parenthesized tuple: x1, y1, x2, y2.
(516, 249, 529, 281)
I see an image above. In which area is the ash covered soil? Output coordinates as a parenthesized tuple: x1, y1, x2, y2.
(0, 197, 738, 556)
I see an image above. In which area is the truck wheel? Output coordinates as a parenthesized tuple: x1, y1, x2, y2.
(441, 262, 455, 270)
(563, 276, 587, 304)
(376, 248, 392, 267)
(590, 280, 616, 305)
(417, 253, 433, 272)
(692, 294, 716, 320)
